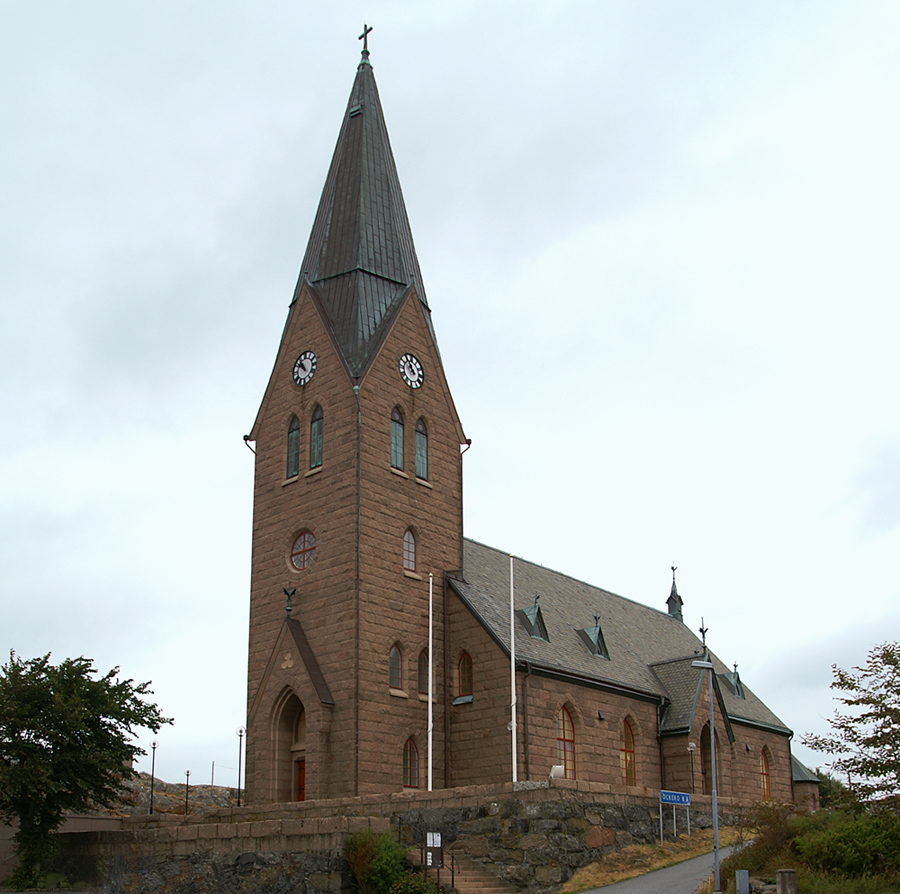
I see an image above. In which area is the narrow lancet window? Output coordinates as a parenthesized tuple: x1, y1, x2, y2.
(287, 416, 300, 478)
(391, 408, 404, 470)
(403, 529, 416, 572)
(389, 645, 403, 689)
(309, 405, 323, 469)
(415, 418, 428, 479)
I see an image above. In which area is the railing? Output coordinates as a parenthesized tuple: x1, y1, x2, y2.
(395, 818, 456, 890)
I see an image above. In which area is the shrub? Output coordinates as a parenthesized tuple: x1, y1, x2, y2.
(346, 829, 408, 894)
(390, 873, 442, 894)
(793, 810, 900, 876)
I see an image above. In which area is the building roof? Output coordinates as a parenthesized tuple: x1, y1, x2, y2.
(292, 49, 431, 376)
(791, 754, 820, 784)
(451, 538, 791, 736)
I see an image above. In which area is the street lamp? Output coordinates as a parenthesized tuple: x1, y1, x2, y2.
(184, 769, 191, 815)
(236, 726, 246, 807)
(687, 741, 696, 794)
(149, 740, 158, 815)
(692, 659, 720, 893)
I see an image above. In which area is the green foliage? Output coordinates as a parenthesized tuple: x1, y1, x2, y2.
(0, 651, 171, 887)
(802, 642, 900, 802)
(346, 829, 408, 894)
(718, 807, 900, 893)
(793, 811, 900, 876)
(389, 873, 442, 894)
(816, 768, 851, 808)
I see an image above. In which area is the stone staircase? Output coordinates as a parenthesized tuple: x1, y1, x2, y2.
(446, 852, 514, 894)
(406, 849, 513, 894)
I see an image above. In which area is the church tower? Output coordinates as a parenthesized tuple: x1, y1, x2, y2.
(244, 39, 466, 803)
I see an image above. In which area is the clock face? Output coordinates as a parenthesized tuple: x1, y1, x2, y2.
(292, 350, 317, 386)
(399, 353, 424, 389)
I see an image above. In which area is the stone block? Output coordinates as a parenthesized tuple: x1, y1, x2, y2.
(586, 826, 616, 848)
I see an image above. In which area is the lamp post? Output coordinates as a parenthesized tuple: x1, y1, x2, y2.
(236, 726, 246, 807)
(149, 740, 158, 814)
(692, 659, 719, 893)
(687, 741, 696, 794)
(184, 769, 191, 815)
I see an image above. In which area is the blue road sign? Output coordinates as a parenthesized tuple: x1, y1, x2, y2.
(660, 790, 691, 805)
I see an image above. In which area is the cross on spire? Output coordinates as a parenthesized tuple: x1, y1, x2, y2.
(358, 23, 373, 60)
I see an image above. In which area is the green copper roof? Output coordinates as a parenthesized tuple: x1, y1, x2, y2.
(294, 52, 428, 376)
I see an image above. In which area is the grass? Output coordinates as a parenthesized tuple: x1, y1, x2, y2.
(557, 826, 743, 893)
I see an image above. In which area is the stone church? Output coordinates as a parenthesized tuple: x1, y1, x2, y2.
(243, 42, 806, 809)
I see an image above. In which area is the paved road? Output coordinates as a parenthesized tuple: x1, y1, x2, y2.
(576, 846, 734, 894)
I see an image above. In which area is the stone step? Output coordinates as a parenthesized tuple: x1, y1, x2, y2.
(406, 850, 512, 894)
(445, 852, 514, 894)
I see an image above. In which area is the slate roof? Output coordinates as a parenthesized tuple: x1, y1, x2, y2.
(292, 49, 432, 376)
(792, 755, 820, 784)
(451, 538, 790, 736)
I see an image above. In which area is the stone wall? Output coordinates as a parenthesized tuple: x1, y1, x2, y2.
(51, 779, 740, 894)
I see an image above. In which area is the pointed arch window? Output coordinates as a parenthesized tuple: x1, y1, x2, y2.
(287, 416, 300, 479)
(621, 718, 636, 786)
(389, 645, 403, 690)
(417, 650, 429, 695)
(458, 652, 473, 697)
(415, 418, 428, 480)
(403, 738, 419, 788)
(557, 706, 575, 780)
(403, 529, 416, 572)
(391, 408, 404, 470)
(760, 748, 771, 801)
(309, 405, 323, 469)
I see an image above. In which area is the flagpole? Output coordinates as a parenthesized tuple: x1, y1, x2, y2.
(428, 572, 434, 792)
(510, 555, 518, 783)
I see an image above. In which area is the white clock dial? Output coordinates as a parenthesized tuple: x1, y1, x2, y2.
(399, 353, 424, 389)
(292, 350, 317, 386)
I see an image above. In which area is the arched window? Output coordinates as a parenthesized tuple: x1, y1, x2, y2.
(760, 748, 771, 801)
(286, 416, 300, 478)
(389, 645, 403, 690)
(403, 529, 416, 572)
(417, 650, 429, 695)
(403, 738, 419, 788)
(557, 706, 575, 779)
(415, 418, 428, 480)
(391, 408, 404, 470)
(458, 652, 473, 697)
(309, 405, 323, 469)
(290, 531, 316, 571)
(621, 718, 636, 786)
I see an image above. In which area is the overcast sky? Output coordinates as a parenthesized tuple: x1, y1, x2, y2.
(2, 2, 899, 788)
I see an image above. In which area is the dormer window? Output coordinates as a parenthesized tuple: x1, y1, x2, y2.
(577, 615, 610, 659)
(721, 664, 745, 699)
(515, 595, 549, 642)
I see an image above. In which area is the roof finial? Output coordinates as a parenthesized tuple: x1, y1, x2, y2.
(667, 564, 684, 621)
(358, 23, 373, 63)
(283, 583, 296, 618)
(533, 593, 541, 609)
(699, 617, 708, 649)
(594, 614, 601, 628)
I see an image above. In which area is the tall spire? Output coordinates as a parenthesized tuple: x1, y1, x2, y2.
(293, 36, 429, 377)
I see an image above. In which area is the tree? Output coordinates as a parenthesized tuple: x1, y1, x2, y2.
(802, 642, 900, 802)
(0, 651, 171, 887)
